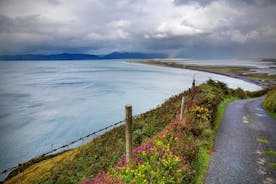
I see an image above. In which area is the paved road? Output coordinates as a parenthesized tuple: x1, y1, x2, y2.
(205, 97, 276, 184)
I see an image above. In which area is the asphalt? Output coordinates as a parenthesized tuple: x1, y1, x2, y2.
(205, 97, 276, 184)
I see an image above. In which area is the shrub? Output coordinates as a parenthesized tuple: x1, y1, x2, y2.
(188, 105, 210, 124)
(234, 87, 248, 99)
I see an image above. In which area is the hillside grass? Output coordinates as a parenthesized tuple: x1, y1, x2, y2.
(4, 80, 266, 184)
(4, 149, 79, 184)
(4, 87, 185, 184)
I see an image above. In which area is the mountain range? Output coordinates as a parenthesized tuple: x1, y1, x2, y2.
(0, 52, 166, 60)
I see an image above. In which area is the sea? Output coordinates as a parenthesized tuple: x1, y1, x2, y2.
(0, 59, 264, 178)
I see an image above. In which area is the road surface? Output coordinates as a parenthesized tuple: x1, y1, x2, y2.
(205, 97, 276, 184)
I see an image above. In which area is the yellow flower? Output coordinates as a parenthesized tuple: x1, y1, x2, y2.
(175, 156, 180, 162)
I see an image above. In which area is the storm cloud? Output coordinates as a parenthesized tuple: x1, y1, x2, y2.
(0, 0, 275, 58)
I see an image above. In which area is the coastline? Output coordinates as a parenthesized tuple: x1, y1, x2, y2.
(2, 60, 270, 183)
(131, 60, 272, 89)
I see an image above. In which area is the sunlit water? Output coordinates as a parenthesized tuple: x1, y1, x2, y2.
(0, 60, 262, 177)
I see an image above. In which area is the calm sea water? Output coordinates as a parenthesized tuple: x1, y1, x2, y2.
(0, 60, 262, 175)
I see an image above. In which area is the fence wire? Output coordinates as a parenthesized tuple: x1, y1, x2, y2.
(0, 107, 168, 177)
(0, 119, 125, 176)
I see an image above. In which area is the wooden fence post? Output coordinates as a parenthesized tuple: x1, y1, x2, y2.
(180, 96, 185, 120)
(125, 104, 133, 163)
(192, 75, 196, 90)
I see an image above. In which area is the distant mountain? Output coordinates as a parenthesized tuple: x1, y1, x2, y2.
(0, 52, 166, 60)
(102, 52, 165, 59)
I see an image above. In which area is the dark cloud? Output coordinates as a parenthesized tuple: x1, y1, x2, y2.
(0, 0, 275, 58)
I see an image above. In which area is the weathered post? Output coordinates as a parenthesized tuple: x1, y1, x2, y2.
(125, 104, 133, 163)
(180, 96, 185, 120)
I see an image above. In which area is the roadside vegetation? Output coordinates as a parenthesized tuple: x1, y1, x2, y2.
(264, 150, 276, 157)
(4, 80, 266, 184)
(257, 138, 270, 144)
(263, 88, 276, 118)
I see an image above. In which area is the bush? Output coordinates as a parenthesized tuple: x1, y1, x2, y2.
(264, 89, 276, 113)
(188, 105, 210, 124)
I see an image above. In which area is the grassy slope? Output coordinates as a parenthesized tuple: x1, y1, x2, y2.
(81, 80, 265, 183)
(4, 90, 185, 184)
(5, 149, 79, 184)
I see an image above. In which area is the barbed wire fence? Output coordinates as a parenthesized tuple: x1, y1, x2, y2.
(0, 98, 182, 184)
(0, 119, 126, 176)
(0, 109, 151, 177)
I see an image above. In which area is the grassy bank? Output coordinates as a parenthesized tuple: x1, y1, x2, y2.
(79, 80, 265, 183)
(4, 80, 266, 184)
(4, 87, 185, 184)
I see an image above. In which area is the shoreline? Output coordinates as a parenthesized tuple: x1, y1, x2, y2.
(131, 61, 270, 89)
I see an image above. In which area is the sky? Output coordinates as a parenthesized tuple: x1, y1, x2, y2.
(0, 0, 276, 58)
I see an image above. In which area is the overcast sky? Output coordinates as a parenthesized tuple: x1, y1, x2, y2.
(0, 0, 276, 58)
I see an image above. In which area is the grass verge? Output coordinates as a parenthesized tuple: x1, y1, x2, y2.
(264, 150, 276, 157)
(193, 97, 239, 184)
(257, 138, 270, 144)
(265, 109, 276, 119)
(268, 162, 276, 169)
